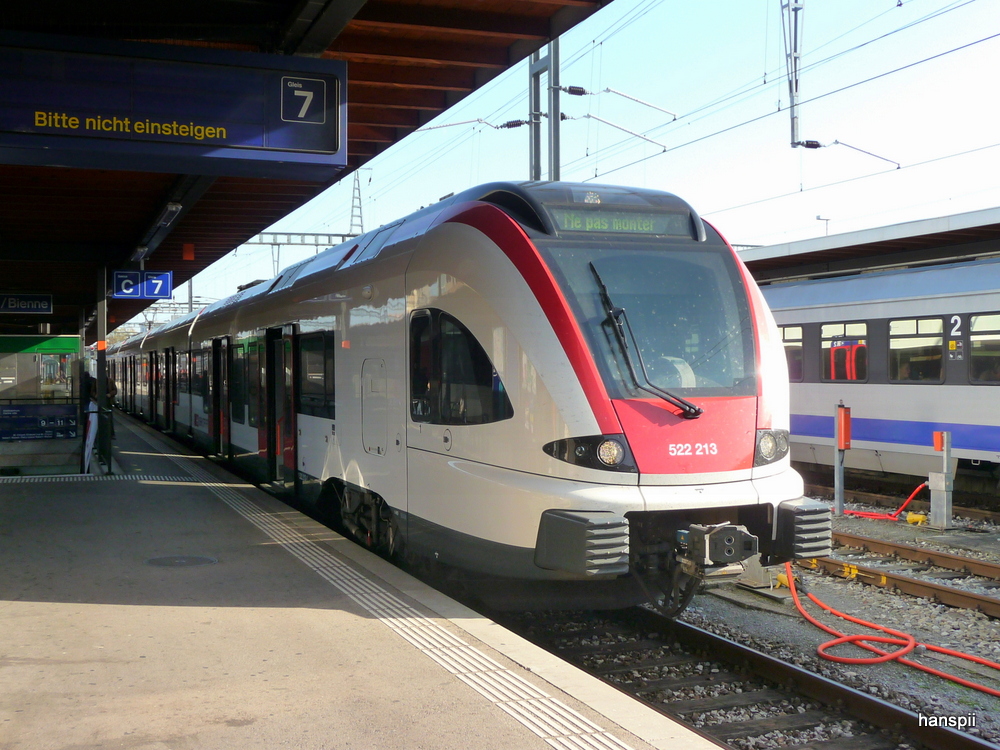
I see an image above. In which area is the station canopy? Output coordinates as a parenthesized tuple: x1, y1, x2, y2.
(0, 1, 610, 341)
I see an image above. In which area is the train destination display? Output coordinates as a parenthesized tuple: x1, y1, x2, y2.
(549, 208, 691, 236)
(0, 33, 347, 180)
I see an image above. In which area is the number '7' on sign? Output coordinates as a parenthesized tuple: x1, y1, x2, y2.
(281, 77, 327, 125)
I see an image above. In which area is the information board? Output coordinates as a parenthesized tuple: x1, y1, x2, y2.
(112, 271, 173, 300)
(0, 33, 348, 181)
(0, 403, 78, 441)
(0, 294, 52, 314)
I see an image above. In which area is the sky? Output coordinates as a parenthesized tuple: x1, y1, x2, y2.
(148, 0, 1000, 324)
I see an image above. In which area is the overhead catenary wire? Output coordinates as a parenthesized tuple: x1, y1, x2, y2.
(321, 0, 978, 228)
(577, 31, 1000, 183)
(561, 0, 982, 175)
(291, 2, 984, 243)
(703, 139, 1000, 220)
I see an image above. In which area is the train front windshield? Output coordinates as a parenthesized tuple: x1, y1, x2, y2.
(538, 238, 757, 400)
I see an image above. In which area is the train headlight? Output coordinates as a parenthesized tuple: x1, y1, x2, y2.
(754, 429, 790, 467)
(758, 433, 777, 461)
(542, 434, 637, 473)
(597, 439, 625, 467)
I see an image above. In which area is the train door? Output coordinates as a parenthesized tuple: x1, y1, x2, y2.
(265, 325, 296, 490)
(126, 357, 133, 412)
(151, 352, 161, 425)
(163, 348, 174, 431)
(406, 308, 514, 551)
(212, 337, 229, 458)
(144, 352, 154, 419)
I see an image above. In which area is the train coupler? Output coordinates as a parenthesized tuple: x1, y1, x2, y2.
(676, 523, 758, 575)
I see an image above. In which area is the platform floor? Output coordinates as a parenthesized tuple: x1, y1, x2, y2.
(0, 413, 717, 750)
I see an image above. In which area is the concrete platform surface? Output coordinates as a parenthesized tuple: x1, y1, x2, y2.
(0, 414, 716, 750)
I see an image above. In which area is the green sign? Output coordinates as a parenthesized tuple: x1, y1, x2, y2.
(549, 208, 690, 236)
(0, 335, 80, 354)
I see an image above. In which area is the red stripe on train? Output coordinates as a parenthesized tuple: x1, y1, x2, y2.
(438, 202, 621, 435)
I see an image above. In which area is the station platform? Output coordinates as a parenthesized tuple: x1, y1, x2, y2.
(0, 412, 717, 750)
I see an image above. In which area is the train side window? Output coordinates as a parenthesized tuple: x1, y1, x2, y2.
(231, 345, 246, 424)
(248, 343, 260, 427)
(178, 351, 190, 393)
(780, 326, 803, 382)
(821, 322, 867, 381)
(410, 311, 435, 423)
(201, 349, 212, 413)
(889, 318, 943, 382)
(298, 333, 336, 419)
(410, 309, 513, 425)
(970, 313, 1000, 383)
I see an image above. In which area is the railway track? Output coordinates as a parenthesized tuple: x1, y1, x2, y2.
(495, 606, 995, 750)
(796, 533, 1000, 618)
(805, 485, 1000, 525)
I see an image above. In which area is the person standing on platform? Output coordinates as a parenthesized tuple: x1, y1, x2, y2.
(105, 375, 117, 438)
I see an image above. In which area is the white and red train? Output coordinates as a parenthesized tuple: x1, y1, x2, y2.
(110, 181, 830, 612)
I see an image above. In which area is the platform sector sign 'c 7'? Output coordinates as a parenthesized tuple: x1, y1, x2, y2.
(0, 33, 347, 181)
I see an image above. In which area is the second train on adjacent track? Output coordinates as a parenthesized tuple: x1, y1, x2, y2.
(110, 181, 829, 612)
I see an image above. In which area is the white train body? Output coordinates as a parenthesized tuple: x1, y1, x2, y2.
(112, 182, 826, 609)
(761, 258, 1000, 480)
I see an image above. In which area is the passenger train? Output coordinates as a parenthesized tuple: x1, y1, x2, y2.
(761, 258, 1000, 491)
(110, 181, 829, 613)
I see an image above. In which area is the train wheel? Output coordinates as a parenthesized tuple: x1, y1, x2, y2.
(636, 564, 701, 619)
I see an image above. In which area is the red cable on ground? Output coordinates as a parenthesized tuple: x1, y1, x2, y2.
(843, 481, 927, 520)
(784, 561, 1000, 698)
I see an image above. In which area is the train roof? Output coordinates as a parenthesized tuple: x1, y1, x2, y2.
(761, 256, 1000, 313)
(124, 181, 709, 342)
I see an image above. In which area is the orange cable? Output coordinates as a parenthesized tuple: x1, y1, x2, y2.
(784, 561, 1000, 698)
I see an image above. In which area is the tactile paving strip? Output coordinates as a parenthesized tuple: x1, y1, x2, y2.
(0, 473, 192, 483)
(129, 423, 637, 750)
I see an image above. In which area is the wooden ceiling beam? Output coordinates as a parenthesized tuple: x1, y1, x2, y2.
(347, 62, 475, 92)
(348, 106, 423, 129)
(326, 34, 508, 69)
(351, 3, 549, 41)
(349, 85, 448, 110)
(348, 124, 397, 143)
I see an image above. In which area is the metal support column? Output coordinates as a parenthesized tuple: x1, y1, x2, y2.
(928, 431, 954, 529)
(783, 0, 804, 147)
(529, 40, 561, 181)
(95, 267, 112, 473)
(833, 402, 850, 516)
(548, 38, 561, 182)
(529, 49, 545, 181)
(78, 308, 88, 473)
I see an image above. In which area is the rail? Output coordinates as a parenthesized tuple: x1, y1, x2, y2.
(493, 606, 995, 750)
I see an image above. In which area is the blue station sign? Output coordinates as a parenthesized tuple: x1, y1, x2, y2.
(0, 293, 52, 314)
(112, 270, 173, 300)
(0, 403, 78, 441)
(0, 33, 347, 181)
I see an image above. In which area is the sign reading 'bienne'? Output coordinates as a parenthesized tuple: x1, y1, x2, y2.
(0, 33, 347, 181)
(0, 294, 52, 314)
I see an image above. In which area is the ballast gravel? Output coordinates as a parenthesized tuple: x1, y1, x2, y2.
(680, 540, 1000, 746)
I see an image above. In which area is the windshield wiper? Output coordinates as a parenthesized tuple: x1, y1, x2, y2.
(589, 262, 703, 419)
